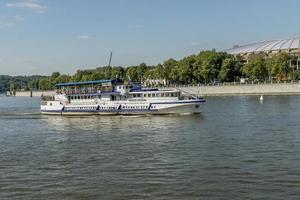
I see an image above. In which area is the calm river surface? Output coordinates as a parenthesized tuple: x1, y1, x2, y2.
(0, 95, 300, 200)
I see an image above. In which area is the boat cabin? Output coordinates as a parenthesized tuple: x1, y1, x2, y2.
(52, 79, 181, 104)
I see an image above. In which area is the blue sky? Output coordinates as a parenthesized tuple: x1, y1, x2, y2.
(0, 0, 300, 75)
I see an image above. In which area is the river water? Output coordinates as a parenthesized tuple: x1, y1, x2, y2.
(0, 95, 299, 200)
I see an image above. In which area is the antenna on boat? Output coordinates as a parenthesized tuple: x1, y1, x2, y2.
(108, 51, 113, 67)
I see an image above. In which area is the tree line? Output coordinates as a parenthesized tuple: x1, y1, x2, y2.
(2, 50, 300, 92)
(0, 75, 47, 93)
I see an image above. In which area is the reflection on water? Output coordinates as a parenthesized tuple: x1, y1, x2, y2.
(0, 95, 300, 199)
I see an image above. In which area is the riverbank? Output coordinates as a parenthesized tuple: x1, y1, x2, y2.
(5, 82, 300, 97)
(6, 90, 55, 97)
(175, 82, 300, 96)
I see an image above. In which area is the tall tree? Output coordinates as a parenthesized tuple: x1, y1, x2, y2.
(243, 54, 268, 81)
(267, 52, 291, 80)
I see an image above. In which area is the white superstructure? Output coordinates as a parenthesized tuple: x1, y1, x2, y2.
(41, 79, 205, 115)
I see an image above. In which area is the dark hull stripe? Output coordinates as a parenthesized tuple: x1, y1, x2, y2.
(41, 100, 204, 114)
(41, 109, 159, 113)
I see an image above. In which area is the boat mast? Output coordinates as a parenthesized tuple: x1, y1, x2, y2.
(108, 51, 113, 67)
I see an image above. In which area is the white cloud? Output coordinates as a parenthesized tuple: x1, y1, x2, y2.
(0, 21, 15, 28)
(76, 35, 95, 40)
(6, 0, 46, 13)
(0, 15, 25, 28)
(13, 15, 25, 21)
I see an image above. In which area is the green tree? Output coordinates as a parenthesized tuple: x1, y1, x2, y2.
(193, 51, 230, 83)
(177, 55, 196, 84)
(163, 58, 177, 81)
(242, 54, 268, 81)
(39, 79, 53, 90)
(220, 57, 242, 82)
(111, 67, 125, 79)
(126, 66, 139, 82)
(267, 52, 291, 80)
(71, 70, 84, 82)
(154, 64, 165, 79)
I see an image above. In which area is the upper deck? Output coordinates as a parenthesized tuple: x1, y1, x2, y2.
(56, 78, 124, 95)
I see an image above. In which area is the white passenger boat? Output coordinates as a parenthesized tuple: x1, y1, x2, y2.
(41, 79, 205, 115)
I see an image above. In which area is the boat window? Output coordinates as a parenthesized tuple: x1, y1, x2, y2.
(148, 94, 151, 98)
(144, 94, 147, 97)
(136, 94, 141, 97)
(156, 93, 159, 97)
(133, 94, 137, 98)
(152, 93, 155, 97)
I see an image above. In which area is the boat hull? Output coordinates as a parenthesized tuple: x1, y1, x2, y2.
(41, 100, 204, 116)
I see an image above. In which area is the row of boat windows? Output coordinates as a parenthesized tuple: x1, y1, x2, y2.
(117, 85, 133, 90)
(70, 95, 99, 100)
(68, 92, 180, 100)
(122, 105, 153, 109)
(66, 107, 97, 110)
(133, 92, 180, 98)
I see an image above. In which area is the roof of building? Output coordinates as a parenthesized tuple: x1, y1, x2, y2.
(227, 38, 300, 55)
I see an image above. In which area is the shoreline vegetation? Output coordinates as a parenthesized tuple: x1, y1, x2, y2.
(1, 50, 300, 93)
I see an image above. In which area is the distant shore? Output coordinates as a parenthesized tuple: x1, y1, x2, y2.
(174, 82, 300, 96)
(6, 82, 300, 97)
